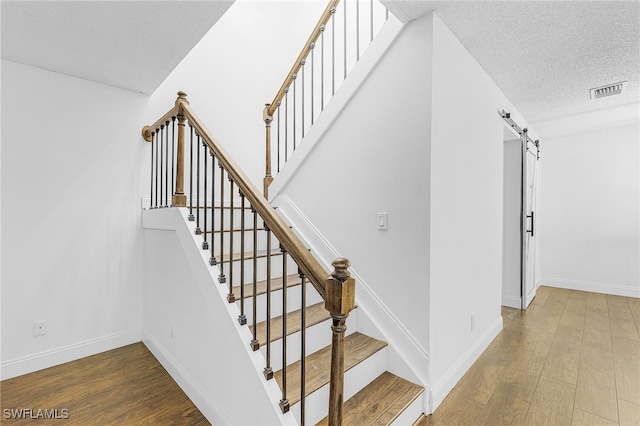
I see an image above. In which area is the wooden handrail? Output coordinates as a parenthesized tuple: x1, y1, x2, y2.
(143, 92, 357, 425)
(265, 0, 341, 118)
(180, 103, 328, 299)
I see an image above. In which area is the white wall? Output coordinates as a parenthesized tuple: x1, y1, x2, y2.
(272, 10, 433, 370)
(539, 123, 640, 297)
(145, 0, 327, 189)
(142, 208, 292, 426)
(428, 13, 534, 408)
(1, 60, 147, 379)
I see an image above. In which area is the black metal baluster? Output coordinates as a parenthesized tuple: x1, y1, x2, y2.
(321, 25, 325, 111)
(293, 75, 297, 151)
(155, 127, 159, 208)
(344, 0, 347, 80)
(238, 192, 247, 325)
(332, 6, 336, 96)
(263, 226, 273, 380)
(188, 125, 194, 220)
(195, 133, 202, 234)
(299, 269, 307, 426)
(159, 124, 164, 207)
(370, 0, 374, 42)
(171, 116, 175, 206)
(250, 208, 259, 351)
(150, 130, 155, 209)
(277, 102, 281, 173)
(227, 180, 235, 302)
(301, 61, 305, 139)
(311, 44, 315, 125)
(284, 88, 289, 163)
(218, 164, 226, 284)
(209, 152, 217, 266)
(356, 0, 360, 61)
(202, 142, 209, 250)
(165, 121, 169, 206)
(279, 246, 289, 413)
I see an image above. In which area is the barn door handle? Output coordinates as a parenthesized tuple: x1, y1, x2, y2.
(526, 211, 534, 236)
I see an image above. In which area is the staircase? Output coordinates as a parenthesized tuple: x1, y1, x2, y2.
(141, 1, 427, 424)
(219, 213, 424, 424)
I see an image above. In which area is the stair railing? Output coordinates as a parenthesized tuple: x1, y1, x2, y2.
(263, 0, 389, 197)
(143, 92, 355, 426)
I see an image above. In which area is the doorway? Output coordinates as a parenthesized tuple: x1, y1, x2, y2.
(502, 125, 539, 309)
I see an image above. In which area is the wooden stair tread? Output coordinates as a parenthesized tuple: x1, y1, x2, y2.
(315, 371, 423, 426)
(275, 332, 387, 406)
(412, 413, 428, 426)
(231, 274, 303, 300)
(249, 302, 330, 346)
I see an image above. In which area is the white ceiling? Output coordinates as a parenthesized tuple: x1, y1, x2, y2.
(2, 0, 638, 134)
(384, 0, 640, 132)
(1, 1, 233, 94)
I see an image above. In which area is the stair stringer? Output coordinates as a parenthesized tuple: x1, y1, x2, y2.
(268, 14, 406, 199)
(142, 207, 297, 426)
(271, 194, 431, 415)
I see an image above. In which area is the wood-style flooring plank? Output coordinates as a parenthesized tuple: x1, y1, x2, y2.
(571, 408, 618, 426)
(618, 399, 640, 426)
(522, 375, 576, 426)
(0, 343, 209, 425)
(612, 335, 640, 405)
(420, 287, 640, 426)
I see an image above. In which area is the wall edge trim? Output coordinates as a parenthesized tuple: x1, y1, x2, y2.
(539, 278, 640, 298)
(0, 328, 142, 380)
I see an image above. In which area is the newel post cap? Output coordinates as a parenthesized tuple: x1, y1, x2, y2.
(263, 103, 273, 122)
(175, 91, 189, 107)
(325, 257, 355, 316)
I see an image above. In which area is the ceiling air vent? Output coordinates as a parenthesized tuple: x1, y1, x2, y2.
(590, 81, 626, 99)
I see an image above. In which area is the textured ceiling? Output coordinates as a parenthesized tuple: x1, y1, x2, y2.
(2, 0, 638, 132)
(384, 0, 640, 129)
(1, 1, 233, 94)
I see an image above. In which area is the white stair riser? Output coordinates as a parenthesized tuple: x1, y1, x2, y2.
(237, 282, 324, 324)
(212, 254, 300, 285)
(289, 346, 388, 425)
(260, 310, 359, 371)
(390, 392, 425, 426)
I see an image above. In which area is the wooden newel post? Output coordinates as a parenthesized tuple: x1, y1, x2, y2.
(173, 91, 189, 207)
(326, 257, 356, 426)
(263, 104, 274, 199)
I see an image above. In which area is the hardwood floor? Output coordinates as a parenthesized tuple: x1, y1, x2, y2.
(2, 287, 638, 425)
(0, 343, 209, 425)
(418, 286, 640, 426)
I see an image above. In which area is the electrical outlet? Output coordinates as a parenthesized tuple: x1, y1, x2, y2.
(470, 313, 476, 331)
(170, 322, 175, 340)
(33, 320, 48, 336)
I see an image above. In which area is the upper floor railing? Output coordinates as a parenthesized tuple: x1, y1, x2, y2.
(263, 0, 389, 197)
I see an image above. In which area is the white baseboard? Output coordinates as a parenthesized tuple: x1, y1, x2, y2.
(0, 329, 142, 380)
(502, 295, 521, 309)
(142, 334, 231, 426)
(429, 315, 503, 412)
(540, 278, 640, 298)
